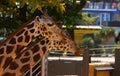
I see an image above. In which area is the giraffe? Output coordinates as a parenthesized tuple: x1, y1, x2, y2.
(0, 17, 40, 74)
(0, 11, 81, 74)
(1, 36, 84, 76)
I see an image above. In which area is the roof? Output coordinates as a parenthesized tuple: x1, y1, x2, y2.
(62, 25, 102, 29)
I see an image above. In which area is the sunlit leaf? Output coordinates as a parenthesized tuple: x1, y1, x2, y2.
(48, 0, 52, 3)
(0, 8, 4, 12)
(60, 3, 65, 12)
(37, 4, 42, 12)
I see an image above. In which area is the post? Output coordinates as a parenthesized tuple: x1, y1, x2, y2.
(42, 53, 48, 76)
(114, 49, 120, 76)
(81, 48, 89, 76)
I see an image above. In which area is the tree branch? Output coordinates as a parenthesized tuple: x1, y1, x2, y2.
(75, 0, 87, 13)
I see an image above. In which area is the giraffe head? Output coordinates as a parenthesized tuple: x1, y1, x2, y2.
(34, 15, 65, 41)
(35, 14, 84, 55)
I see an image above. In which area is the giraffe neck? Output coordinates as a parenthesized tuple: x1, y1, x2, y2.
(0, 16, 48, 73)
(1, 38, 52, 76)
(1, 37, 83, 76)
(0, 14, 65, 73)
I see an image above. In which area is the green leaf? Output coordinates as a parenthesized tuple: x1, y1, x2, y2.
(18, 0, 28, 8)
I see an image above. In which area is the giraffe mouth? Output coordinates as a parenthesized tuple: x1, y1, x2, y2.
(75, 47, 84, 56)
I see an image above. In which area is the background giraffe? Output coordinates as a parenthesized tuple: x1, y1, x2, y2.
(0, 12, 81, 74)
(2, 35, 84, 76)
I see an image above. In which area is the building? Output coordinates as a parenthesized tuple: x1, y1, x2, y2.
(82, 0, 120, 26)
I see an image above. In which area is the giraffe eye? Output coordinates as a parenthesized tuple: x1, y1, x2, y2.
(47, 23, 53, 26)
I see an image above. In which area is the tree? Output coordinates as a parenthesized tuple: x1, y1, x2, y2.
(80, 13, 99, 25)
(81, 37, 94, 48)
(0, 0, 87, 40)
(94, 27, 117, 42)
(0, 0, 87, 22)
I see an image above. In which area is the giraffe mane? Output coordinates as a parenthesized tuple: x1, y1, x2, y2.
(0, 17, 36, 46)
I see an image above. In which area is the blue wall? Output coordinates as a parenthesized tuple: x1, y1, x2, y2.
(82, 1, 120, 25)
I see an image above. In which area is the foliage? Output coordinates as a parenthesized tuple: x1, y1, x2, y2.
(94, 27, 116, 42)
(80, 13, 99, 25)
(0, 0, 87, 24)
(47, 0, 87, 28)
(81, 37, 94, 48)
(0, 0, 66, 24)
(0, 0, 65, 13)
(0, 17, 21, 37)
(0, 0, 87, 38)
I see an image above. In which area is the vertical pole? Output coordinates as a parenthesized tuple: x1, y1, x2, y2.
(42, 54, 45, 76)
(114, 49, 120, 76)
(42, 56, 44, 76)
(82, 48, 89, 76)
(42, 53, 48, 76)
(30, 66, 32, 76)
(100, 13, 102, 26)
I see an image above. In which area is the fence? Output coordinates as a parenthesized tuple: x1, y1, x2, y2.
(47, 48, 89, 76)
(24, 47, 120, 76)
(114, 49, 120, 76)
(24, 48, 89, 76)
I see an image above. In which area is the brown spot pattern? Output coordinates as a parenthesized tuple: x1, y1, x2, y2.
(9, 61, 19, 70)
(31, 45, 39, 54)
(20, 64, 30, 73)
(33, 54, 40, 62)
(9, 38, 16, 44)
(21, 57, 30, 63)
(27, 23, 34, 29)
(42, 46, 46, 54)
(25, 35, 30, 43)
(0, 48, 4, 54)
(16, 29, 25, 36)
(18, 36, 23, 42)
(24, 52, 30, 56)
(6, 46, 14, 54)
(4, 57, 12, 69)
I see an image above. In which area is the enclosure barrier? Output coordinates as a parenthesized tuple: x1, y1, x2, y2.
(24, 47, 120, 76)
(47, 48, 89, 76)
(94, 66, 114, 76)
(88, 47, 116, 76)
(114, 49, 120, 76)
(24, 48, 89, 76)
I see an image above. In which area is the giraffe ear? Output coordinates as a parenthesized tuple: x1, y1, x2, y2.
(35, 16, 40, 22)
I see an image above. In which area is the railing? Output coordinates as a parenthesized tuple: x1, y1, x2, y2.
(84, 2, 117, 9)
(24, 60, 41, 76)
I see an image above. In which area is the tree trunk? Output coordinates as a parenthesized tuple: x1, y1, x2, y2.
(75, 0, 87, 12)
(67, 29, 74, 40)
